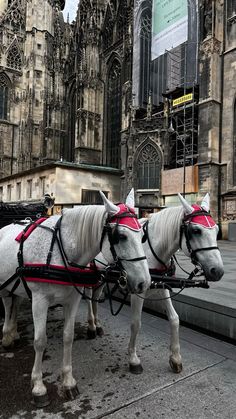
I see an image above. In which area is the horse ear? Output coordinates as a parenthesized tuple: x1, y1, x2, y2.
(178, 193, 193, 215)
(201, 193, 210, 212)
(99, 191, 119, 215)
(125, 188, 135, 207)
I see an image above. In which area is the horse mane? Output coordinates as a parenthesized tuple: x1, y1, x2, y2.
(62, 205, 107, 258)
(148, 206, 184, 258)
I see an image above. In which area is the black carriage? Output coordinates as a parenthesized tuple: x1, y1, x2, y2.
(0, 194, 54, 318)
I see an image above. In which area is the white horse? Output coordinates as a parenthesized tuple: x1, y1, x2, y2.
(0, 192, 151, 406)
(85, 192, 224, 374)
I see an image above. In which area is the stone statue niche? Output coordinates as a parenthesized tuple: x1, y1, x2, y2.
(204, 0, 213, 38)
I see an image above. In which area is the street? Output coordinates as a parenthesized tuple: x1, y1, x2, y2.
(0, 294, 236, 418)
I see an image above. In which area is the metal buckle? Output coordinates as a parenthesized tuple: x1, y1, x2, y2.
(118, 270, 128, 289)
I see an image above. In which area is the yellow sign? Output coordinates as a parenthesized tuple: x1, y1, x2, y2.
(173, 93, 193, 107)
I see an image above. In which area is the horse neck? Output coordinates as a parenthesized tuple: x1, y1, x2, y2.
(147, 207, 184, 266)
(61, 206, 106, 266)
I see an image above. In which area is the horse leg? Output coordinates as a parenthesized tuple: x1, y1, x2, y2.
(85, 288, 97, 339)
(128, 293, 145, 374)
(62, 292, 81, 399)
(2, 295, 21, 348)
(92, 284, 105, 337)
(162, 290, 182, 373)
(31, 295, 50, 407)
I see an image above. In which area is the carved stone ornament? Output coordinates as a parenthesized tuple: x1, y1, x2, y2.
(200, 38, 221, 56)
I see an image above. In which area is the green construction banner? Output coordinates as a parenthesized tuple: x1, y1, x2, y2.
(152, 0, 188, 60)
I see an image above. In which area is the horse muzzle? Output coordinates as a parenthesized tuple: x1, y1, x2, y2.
(204, 266, 224, 282)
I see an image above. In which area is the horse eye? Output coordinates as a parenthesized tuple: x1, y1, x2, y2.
(118, 234, 127, 241)
(192, 228, 201, 235)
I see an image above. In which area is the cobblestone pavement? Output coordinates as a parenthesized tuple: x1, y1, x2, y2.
(1, 298, 236, 419)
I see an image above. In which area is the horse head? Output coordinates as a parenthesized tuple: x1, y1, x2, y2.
(178, 193, 224, 281)
(100, 191, 151, 294)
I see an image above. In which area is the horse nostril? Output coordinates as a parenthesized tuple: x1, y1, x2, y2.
(210, 267, 224, 281)
(138, 282, 143, 293)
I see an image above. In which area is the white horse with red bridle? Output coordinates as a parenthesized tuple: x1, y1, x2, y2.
(0, 192, 151, 406)
(85, 190, 224, 374)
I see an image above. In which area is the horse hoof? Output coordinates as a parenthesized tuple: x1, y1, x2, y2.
(87, 329, 96, 339)
(96, 327, 104, 337)
(32, 393, 50, 408)
(64, 385, 79, 400)
(169, 359, 183, 373)
(129, 363, 143, 374)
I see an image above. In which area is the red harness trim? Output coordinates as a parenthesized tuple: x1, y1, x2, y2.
(15, 218, 47, 242)
(22, 263, 99, 287)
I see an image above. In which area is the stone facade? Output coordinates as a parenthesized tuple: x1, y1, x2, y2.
(0, 0, 69, 175)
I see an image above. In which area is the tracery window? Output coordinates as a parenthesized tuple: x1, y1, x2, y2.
(136, 143, 161, 189)
(0, 73, 10, 120)
(6, 0, 25, 29)
(138, 7, 152, 106)
(7, 44, 22, 70)
(106, 59, 122, 168)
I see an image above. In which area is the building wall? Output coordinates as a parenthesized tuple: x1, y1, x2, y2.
(0, 163, 121, 204)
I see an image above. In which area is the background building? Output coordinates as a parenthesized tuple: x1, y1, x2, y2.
(0, 0, 235, 237)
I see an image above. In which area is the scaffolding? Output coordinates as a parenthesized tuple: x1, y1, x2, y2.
(165, 43, 198, 171)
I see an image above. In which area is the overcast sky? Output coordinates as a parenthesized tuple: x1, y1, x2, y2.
(63, 0, 80, 22)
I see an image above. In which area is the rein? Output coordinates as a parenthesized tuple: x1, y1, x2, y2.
(142, 220, 176, 276)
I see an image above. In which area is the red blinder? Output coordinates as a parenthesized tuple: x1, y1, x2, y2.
(109, 204, 141, 231)
(190, 205, 216, 228)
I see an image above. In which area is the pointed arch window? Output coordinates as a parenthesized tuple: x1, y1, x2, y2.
(7, 44, 22, 70)
(106, 59, 122, 168)
(0, 73, 11, 120)
(136, 143, 161, 189)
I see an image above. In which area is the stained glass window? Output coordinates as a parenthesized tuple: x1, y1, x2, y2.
(7, 44, 22, 70)
(0, 73, 10, 120)
(106, 59, 122, 168)
(137, 143, 161, 189)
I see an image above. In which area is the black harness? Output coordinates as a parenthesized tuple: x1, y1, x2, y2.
(141, 208, 219, 280)
(99, 210, 147, 289)
(179, 209, 219, 265)
(1, 208, 146, 298)
(142, 220, 176, 277)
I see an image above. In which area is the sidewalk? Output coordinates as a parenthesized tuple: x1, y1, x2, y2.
(143, 241, 236, 341)
(1, 299, 236, 418)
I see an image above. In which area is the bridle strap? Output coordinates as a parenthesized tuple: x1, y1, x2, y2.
(142, 220, 168, 269)
(180, 209, 219, 264)
(100, 212, 147, 266)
